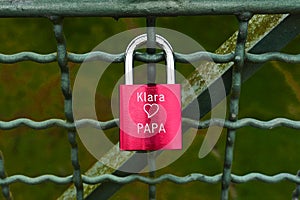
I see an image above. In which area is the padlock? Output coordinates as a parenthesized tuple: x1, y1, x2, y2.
(119, 34, 182, 151)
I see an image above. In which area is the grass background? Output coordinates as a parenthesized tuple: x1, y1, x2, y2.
(0, 15, 299, 199)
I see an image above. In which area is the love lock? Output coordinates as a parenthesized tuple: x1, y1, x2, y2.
(119, 34, 182, 151)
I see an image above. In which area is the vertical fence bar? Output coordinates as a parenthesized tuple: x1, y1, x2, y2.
(146, 16, 157, 200)
(147, 16, 156, 84)
(0, 151, 12, 200)
(221, 13, 251, 200)
(51, 16, 84, 200)
(292, 170, 300, 200)
(147, 152, 157, 200)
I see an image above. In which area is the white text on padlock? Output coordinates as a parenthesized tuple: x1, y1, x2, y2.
(137, 92, 165, 102)
(137, 123, 166, 134)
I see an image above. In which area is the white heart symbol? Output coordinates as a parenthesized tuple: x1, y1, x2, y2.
(143, 103, 159, 118)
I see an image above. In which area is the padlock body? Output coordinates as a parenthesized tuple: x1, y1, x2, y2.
(120, 84, 182, 151)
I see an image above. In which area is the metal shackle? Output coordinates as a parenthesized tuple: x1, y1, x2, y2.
(125, 34, 175, 85)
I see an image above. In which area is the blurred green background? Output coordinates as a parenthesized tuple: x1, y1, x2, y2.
(0, 15, 300, 199)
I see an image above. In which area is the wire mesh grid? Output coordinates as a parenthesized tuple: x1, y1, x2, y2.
(0, 2, 300, 200)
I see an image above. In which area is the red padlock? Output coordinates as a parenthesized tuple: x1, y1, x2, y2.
(119, 34, 182, 151)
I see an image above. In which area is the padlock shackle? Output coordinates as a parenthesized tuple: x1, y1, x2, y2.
(125, 34, 175, 85)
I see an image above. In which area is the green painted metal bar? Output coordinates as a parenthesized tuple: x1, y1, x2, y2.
(51, 16, 84, 200)
(292, 171, 300, 200)
(2, 172, 300, 185)
(1, 51, 300, 65)
(0, 0, 300, 17)
(146, 17, 157, 200)
(146, 17, 157, 84)
(83, 173, 300, 184)
(2, 117, 300, 131)
(221, 13, 251, 200)
(0, 151, 13, 200)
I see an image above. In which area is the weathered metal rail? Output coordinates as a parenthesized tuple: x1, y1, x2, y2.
(0, 0, 300, 17)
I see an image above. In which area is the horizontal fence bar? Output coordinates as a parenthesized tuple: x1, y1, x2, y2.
(0, 52, 56, 63)
(0, 118, 117, 130)
(1, 118, 300, 130)
(82, 174, 222, 185)
(0, 0, 300, 17)
(0, 175, 73, 185)
(1, 173, 300, 185)
(84, 173, 300, 184)
(246, 52, 300, 63)
(185, 118, 300, 129)
(1, 51, 300, 64)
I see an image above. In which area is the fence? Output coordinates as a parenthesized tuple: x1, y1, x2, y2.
(0, 1, 300, 200)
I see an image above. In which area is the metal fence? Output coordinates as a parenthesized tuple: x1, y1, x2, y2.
(0, 1, 300, 200)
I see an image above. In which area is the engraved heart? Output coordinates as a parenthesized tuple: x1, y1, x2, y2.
(143, 103, 159, 118)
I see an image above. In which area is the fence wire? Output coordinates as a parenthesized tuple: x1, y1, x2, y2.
(0, 8, 300, 200)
